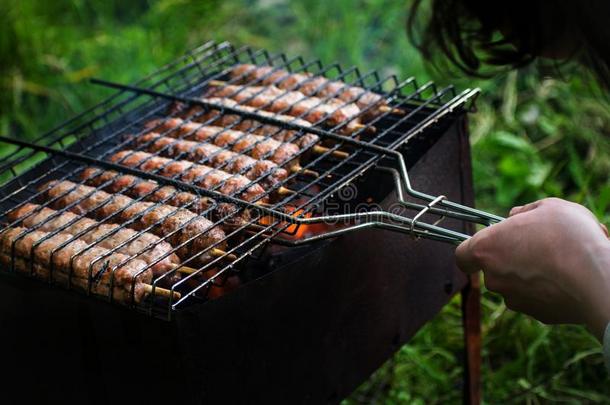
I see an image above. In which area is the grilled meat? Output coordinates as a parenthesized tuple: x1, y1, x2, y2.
(167, 98, 320, 148)
(143, 119, 301, 168)
(230, 64, 386, 120)
(81, 167, 214, 214)
(134, 132, 288, 189)
(0, 227, 152, 303)
(110, 150, 268, 203)
(204, 83, 362, 133)
(8, 203, 181, 281)
(38, 180, 228, 266)
(80, 167, 252, 227)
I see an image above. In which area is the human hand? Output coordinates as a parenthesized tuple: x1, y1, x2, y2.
(456, 198, 610, 339)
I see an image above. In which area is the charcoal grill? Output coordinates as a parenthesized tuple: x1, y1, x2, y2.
(0, 41, 493, 404)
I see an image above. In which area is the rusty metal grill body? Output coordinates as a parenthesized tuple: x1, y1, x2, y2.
(0, 41, 482, 404)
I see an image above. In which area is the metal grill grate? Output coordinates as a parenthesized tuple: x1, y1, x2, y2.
(0, 40, 500, 320)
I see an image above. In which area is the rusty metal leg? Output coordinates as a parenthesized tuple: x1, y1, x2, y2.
(462, 273, 481, 405)
(455, 111, 482, 405)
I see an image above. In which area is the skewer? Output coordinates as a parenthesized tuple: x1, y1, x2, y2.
(210, 248, 238, 262)
(378, 105, 405, 115)
(312, 145, 349, 159)
(277, 186, 297, 196)
(174, 265, 198, 275)
(353, 123, 375, 133)
(256, 201, 273, 208)
(143, 284, 181, 300)
(208, 79, 228, 87)
(290, 164, 319, 178)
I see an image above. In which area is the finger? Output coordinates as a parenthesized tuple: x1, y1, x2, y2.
(508, 206, 523, 216)
(509, 200, 541, 217)
(601, 223, 609, 238)
(455, 237, 483, 274)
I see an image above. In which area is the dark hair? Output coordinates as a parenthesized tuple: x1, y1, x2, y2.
(407, 0, 610, 88)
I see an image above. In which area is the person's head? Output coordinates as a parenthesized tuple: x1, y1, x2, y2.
(408, 0, 610, 88)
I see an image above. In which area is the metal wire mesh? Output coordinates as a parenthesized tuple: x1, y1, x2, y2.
(0, 40, 493, 320)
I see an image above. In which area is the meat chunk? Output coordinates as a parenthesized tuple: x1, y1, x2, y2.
(80, 167, 251, 228)
(205, 83, 363, 134)
(80, 167, 214, 214)
(166, 98, 320, 148)
(144, 118, 301, 168)
(7, 203, 181, 281)
(0, 227, 152, 303)
(38, 180, 228, 267)
(109, 150, 268, 203)
(134, 132, 288, 189)
(230, 64, 386, 120)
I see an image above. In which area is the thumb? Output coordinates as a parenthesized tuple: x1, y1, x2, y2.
(509, 200, 541, 217)
(455, 237, 483, 274)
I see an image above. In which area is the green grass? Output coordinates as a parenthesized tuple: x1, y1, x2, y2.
(2, 0, 610, 403)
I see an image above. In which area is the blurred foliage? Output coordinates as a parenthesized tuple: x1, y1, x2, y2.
(1, 0, 610, 403)
(471, 71, 610, 223)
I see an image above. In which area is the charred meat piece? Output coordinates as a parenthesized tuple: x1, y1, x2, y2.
(204, 83, 362, 134)
(38, 180, 228, 267)
(80, 167, 214, 214)
(109, 150, 268, 203)
(8, 203, 181, 281)
(143, 118, 301, 169)
(0, 227, 152, 303)
(80, 167, 252, 228)
(167, 98, 320, 148)
(230, 64, 386, 120)
(134, 132, 288, 189)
